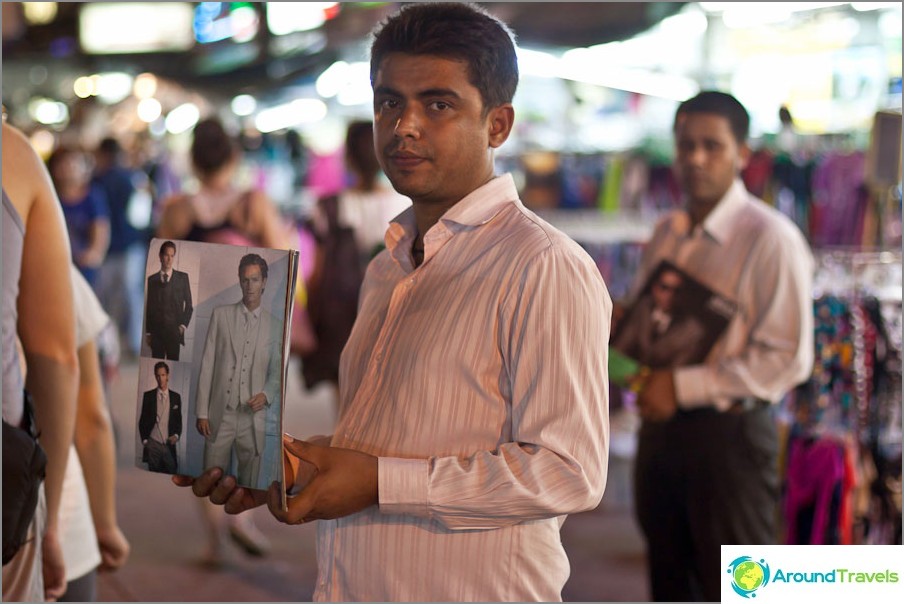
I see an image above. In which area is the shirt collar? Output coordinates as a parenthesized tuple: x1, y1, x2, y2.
(157, 387, 168, 396)
(385, 174, 518, 255)
(697, 178, 747, 244)
(241, 303, 262, 320)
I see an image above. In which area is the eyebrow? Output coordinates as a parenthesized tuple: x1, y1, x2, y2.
(374, 85, 462, 101)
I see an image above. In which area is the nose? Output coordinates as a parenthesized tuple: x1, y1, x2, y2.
(393, 107, 421, 139)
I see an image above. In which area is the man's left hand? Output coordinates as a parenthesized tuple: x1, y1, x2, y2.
(246, 393, 268, 412)
(172, 467, 268, 515)
(635, 369, 678, 422)
(266, 436, 378, 525)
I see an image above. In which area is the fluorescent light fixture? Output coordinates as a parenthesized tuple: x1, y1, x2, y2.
(266, 2, 338, 36)
(316, 61, 349, 98)
(137, 98, 162, 123)
(231, 94, 257, 117)
(516, 48, 560, 79)
(28, 98, 68, 125)
(518, 47, 698, 102)
(700, 2, 849, 28)
(850, 2, 900, 10)
(316, 61, 371, 106)
(95, 72, 134, 105)
(254, 98, 328, 133)
(73, 76, 94, 99)
(80, 3, 195, 54)
(165, 103, 200, 134)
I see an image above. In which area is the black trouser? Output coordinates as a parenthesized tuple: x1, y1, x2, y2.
(633, 406, 779, 602)
(59, 568, 97, 602)
(149, 331, 180, 360)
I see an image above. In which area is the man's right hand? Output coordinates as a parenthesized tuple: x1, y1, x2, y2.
(172, 467, 267, 515)
(196, 418, 210, 437)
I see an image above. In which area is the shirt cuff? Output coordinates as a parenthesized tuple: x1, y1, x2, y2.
(674, 366, 736, 412)
(378, 457, 430, 517)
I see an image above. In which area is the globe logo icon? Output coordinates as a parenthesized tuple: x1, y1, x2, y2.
(727, 556, 770, 598)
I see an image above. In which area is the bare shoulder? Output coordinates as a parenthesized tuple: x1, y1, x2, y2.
(1, 122, 49, 218)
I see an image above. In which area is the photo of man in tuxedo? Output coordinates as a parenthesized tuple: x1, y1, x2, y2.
(145, 240, 193, 360)
(611, 263, 708, 369)
(139, 361, 183, 474)
(194, 253, 282, 490)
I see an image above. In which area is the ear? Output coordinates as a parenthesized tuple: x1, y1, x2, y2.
(737, 143, 752, 172)
(487, 104, 515, 149)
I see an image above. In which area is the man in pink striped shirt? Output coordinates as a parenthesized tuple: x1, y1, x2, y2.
(177, 3, 612, 601)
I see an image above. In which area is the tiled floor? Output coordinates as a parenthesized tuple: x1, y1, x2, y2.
(99, 357, 649, 602)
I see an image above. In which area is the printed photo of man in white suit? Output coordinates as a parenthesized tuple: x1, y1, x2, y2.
(194, 253, 282, 490)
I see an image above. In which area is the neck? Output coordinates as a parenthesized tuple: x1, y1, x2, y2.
(243, 300, 260, 312)
(686, 200, 715, 230)
(412, 237, 425, 267)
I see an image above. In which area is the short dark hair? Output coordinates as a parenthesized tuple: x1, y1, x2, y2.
(159, 241, 176, 257)
(674, 91, 750, 145)
(369, 2, 519, 114)
(238, 253, 268, 280)
(98, 137, 121, 157)
(191, 118, 236, 178)
(154, 361, 169, 374)
(345, 120, 380, 183)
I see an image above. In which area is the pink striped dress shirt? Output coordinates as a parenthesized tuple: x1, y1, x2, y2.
(314, 174, 612, 602)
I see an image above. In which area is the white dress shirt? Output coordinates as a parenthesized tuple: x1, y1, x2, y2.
(314, 174, 612, 602)
(630, 178, 815, 411)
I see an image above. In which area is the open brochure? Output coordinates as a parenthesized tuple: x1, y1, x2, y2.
(135, 237, 298, 510)
(610, 260, 737, 381)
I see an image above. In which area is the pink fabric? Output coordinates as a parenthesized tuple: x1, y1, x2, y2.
(784, 436, 845, 544)
(304, 150, 345, 199)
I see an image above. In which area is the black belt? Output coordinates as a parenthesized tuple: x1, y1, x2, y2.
(728, 397, 771, 413)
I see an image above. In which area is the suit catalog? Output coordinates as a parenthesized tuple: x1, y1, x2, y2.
(135, 237, 299, 504)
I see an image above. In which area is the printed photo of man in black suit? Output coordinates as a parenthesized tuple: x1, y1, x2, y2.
(145, 240, 193, 360)
(139, 361, 183, 474)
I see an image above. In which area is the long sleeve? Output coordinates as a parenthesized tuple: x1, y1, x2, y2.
(179, 272, 193, 327)
(379, 244, 611, 528)
(138, 393, 153, 442)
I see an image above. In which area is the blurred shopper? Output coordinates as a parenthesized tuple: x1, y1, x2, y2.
(156, 117, 284, 565)
(156, 117, 291, 250)
(58, 265, 131, 602)
(93, 136, 150, 356)
(333, 120, 412, 263)
(623, 91, 814, 601)
(47, 144, 111, 291)
(2, 119, 79, 601)
(300, 120, 410, 402)
(176, 4, 611, 601)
